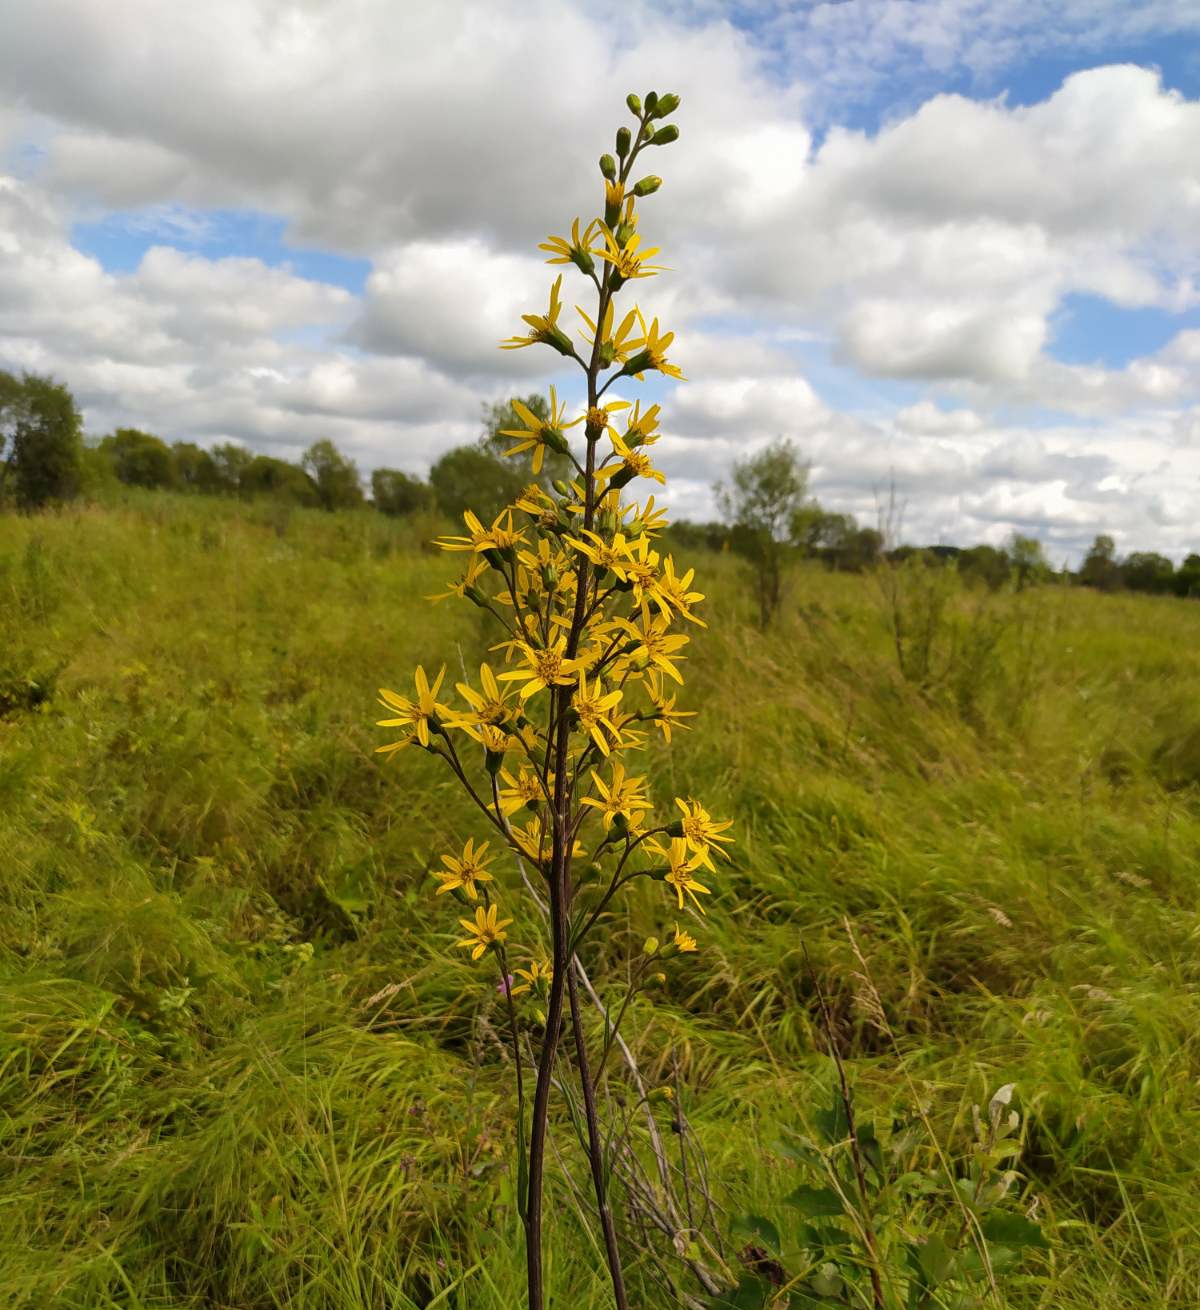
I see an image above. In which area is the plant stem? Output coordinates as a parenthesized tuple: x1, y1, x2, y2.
(568, 955, 630, 1310)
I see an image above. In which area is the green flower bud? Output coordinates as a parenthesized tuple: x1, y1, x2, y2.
(485, 748, 505, 776)
(633, 175, 662, 197)
(570, 246, 595, 276)
(541, 564, 558, 589)
(655, 93, 680, 117)
(651, 125, 679, 146)
(626, 93, 642, 115)
(616, 126, 631, 157)
(645, 91, 659, 114)
(552, 479, 571, 496)
(615, 220, 637, 247)
(599, 153, 617, 181)
(643, 936, 660, 955)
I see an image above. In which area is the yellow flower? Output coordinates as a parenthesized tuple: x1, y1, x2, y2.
(376, 665, 448, 753)
(497, 766, 547, 817)
(497, 636, 589, 700)
(500, 274, 572, 354)
(672, 924, 698, 954)
(453, 663, 518, 728)
(456, 904, 512, 960)
(511, 959, 553, 996)
(674, 798, 735, 871)
(594, 226, 667, 282)
(571, 669, 625, 756)
(617, 616, 689, 685)
(435, 838, 495, 900)
(539, 217, 600, 273)
(649, 837, 711, 914)
(498, 385, 583, 475)
(598, 430, 666, 486)
(645, 673, 696, 743)
(625, 311, 685, 381)
(437, 508, 526, 555)
(576, 301, 641, 366)
(427, 554, 487, 603)
(580, 760, 653, 830)
(647, 556, 706, 626)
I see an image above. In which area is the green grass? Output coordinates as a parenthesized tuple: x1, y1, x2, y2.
(2, 490, 1199, 1307)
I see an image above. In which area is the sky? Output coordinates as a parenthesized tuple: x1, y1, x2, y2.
(2, 1, 1200, 560)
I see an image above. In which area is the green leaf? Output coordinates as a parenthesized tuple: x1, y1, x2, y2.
(813, 1097, 850, 1145)
(785, 1185, 844, 1218)
(731, 1213, 782, 1253)
(980, 1212, 1048, 1249)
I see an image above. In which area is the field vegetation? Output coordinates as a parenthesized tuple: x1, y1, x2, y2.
(2, 490, 1199, 1306)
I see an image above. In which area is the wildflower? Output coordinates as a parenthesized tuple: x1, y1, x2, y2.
(456, 904, 512, 960)
(454, 663, 518, 728)
(497, 766, 547, 817)
(594, 226, 667, 284)
(500, 274, 574, 355)
(645, 673, 696, 743)
(427, 555, 487, 604)
(511, 959, 553, 996)
(618, 616, 689, 684)
(497, 636, 589, 700)
(647, 556, 706, 626)
(376, 665, 449, 753)
(539, 217, 600, 275)
(672, 925, 698, 953)
(572, 669, 625, 756)
(435, 838, 495, 900)
(576, 301, 641, 368)
(624, 312, 685, 381)
(599, 429, 666, 488)
(497, 973, 515, 995)
(581, 760, 653, 830)
(674, 797, 735, 870)
(650, 837, 711, 914)
(499, 386, 583, 475)
(437, 508, 526, 555)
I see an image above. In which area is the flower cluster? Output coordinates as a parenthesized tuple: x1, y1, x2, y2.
(376, 92, 730, 990)
(373, 88, 729, 1309)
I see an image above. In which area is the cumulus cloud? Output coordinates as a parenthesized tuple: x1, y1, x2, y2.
(0, 1, 1198, 557)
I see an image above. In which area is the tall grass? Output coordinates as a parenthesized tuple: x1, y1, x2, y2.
(2, 492, 1198, 1306)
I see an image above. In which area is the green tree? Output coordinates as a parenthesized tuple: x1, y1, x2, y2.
(240, 455, 319, 506)
(210, 443, 253, 494)
(171, 441, 221, 493)
(429, 444, 526, 523)
(99, 428, 176, 489)
(958, 543, 1012, 591)
(0, 371, 83, 509)
(716, 437, 809, 626)
(1175, 553, 1200, 598)
(301, 439, 364, 511)
(1078, 534, 1121, 591)
(371, 468, 432, 516)
(1123, 551, 1175, 595)
(1006, 533, 1050, 590)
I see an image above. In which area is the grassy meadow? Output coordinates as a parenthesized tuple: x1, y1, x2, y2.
(2, 490, 1199, 1308)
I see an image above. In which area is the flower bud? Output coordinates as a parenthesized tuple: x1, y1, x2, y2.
(552, 479, 571, 497)
(645, 91, 659, 114)
(633, 175, 662, 197)
(570, 246, 595, 276)
(626, 93, 642, 115)
(485, 748, 505, 776)
(615, 219, 637, 248)
(535, 1007, 546, 1026)
(599, 153, 617, 182)
(651, 125, 679, 146)
(616, 126, 631, 157)
(643, 936, 660, 955)
(655, 93, 680, 117)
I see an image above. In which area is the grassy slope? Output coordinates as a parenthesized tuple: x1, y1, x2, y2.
(1, 492, 1198, 1308)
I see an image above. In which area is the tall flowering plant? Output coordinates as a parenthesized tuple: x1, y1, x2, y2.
(376, 90, 731, 1310)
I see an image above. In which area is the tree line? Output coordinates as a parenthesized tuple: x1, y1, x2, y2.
(3, 370, 1195, 607)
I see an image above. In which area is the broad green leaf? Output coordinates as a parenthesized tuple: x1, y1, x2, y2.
(731, 1213, 782, 1253)
(785, 1184, 844, 1218)
(980, 1212, 1048, 1249)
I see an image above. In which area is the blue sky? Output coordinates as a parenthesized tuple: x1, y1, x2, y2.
(1, 0, 1199, 558)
